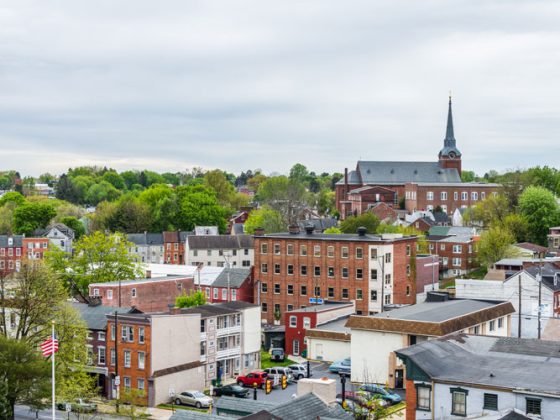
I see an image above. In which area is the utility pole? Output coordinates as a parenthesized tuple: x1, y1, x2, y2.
(538, 260, 543, 339)
(518, 274, 522, 338)
(114, 311, 120, 413)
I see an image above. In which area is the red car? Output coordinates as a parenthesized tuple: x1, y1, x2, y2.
(236, 371, 268, 388)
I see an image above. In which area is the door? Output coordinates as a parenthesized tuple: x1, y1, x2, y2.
(315, 343, 323, 360)
(293, 339, 300, 356)
(395, 369, 404, 389)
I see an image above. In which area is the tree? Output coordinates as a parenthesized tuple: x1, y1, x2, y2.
(55, 173, 80, 203)
(46, 231, 142, 298)
(469, 194, 510, 227)
(175, 290, 207, 308)
(289, 163, 309, 184)
(501, 213, 529, 243)
(204, 170, 236, 207)
(0, 175, 11, 190)
(0, 202, 16, 235)
(461, 170, 476, 182)
(13, 202, 56, 235)
(317, 189, 335, 215)
(102, 171, 126, 190)
(138, 184, 179, 232)
(104, 197, 151, 233)
(244, 207, 285, 234)
(0, 192, 26, 207)
(340, 213, 380, 234)
(257, 176, 308, 224)
(176, 185, 228, 232)
(518, 186, 560, 245)
(59, 216, 86, 239)
(85, 180, 121, 205)
(323, 227, 342, 234)
(477, 227, 518, 269)
(0, 336, 50, 419)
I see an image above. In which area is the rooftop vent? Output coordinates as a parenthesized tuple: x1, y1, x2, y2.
(426, 291, 449, 302)
(288, 224, 300, 235)
(357, 227, 367, 237)
(305, 225, 314, 235)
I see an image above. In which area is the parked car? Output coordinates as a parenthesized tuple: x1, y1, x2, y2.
(328, 358, 351, 376)
(270, 347, 285, 362)
(358, 384, 402, 405)
(236, 371, 268, 388)
(56, 399, 97, 413)
(213, 384, 250, 398)
(289, 364, 310, 379)
(264, 367, 295, 383)
(174, 391, 213, 409)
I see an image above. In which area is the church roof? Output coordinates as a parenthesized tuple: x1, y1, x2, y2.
(355, 161, 461, 184)
(439, 96, 462, 158)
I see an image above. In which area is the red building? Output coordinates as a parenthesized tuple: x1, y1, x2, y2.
(0, 235, 23, 273)
(284, 302, 354, 357)
(204, 267, 254, 304)
(163, 231, 189, 264)
(22, 237, 50, 260)
(427, 226, 479, 278)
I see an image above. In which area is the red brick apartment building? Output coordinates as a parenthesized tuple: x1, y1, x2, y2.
(23, 237, 50, 260)
(254, 226, 418, 324)
(163, 231, 189, 264)
(335, 97, 500, 219)
(427, 226, 479, 278)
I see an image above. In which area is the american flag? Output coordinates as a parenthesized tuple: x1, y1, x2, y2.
(40, 337, 59, 357)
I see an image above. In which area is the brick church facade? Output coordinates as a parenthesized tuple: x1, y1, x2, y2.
(336, 97, 500, 219)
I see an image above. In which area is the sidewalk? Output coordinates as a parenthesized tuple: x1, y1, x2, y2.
(147, 406, 173, 420)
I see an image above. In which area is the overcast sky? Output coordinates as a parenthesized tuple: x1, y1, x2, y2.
(1, 1, 559, 177)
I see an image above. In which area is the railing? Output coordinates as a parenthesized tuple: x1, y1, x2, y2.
(216, 325, 241, 336)
(216, 347, 240, 359)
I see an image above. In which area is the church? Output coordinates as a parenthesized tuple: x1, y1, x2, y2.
(335, 97, 500, 219)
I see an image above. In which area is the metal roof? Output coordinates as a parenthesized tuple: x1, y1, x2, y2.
(71, 302, 133, 330)
(314, 316, 352, 333)
(0, 235, 23, 247)
(356, 161, 461, 184)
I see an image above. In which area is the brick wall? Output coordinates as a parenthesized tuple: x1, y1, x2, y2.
(405, 378, 417, 420)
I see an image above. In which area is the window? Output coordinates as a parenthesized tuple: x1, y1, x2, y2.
(289, 316, 297, 327)
(328, 267, 334, 277)
(98, 346, 106, 365)
(193, 250, 198, 257)
(483, 393, 498, 411)
(98, 331, 106, 341)
(213, 288, 218, 299)
(328, 286, 335, 298)
(356, 247, 363, 259)
(426, 191, 434, 201)
(314, 286, 320, 297)
(87, 331, 93, 340)
(93, 288, 99, 297)
(124, 350, 131, 368)
(461, 191, 468, 200)
(473, 325, 480, 334)
(406, 265, 411, 276)
(261, 243, 268, 254)
(287, 284, 294, 295)
(454, 191, 459, 200)
(385, 253, 391, 263)
(441, 244, 446, 251)
(261, 303, 268, 312)
(261, 263, 268, 274)
(301, 265, 307, 275)
(274, 264, 281, 274)
(384, 294, 391, 304)
(300, 285, 307, 296)
(385, 274, 391, 284)
(342, 267, 348, 278)
(242, 260, 250, 267)
(481, 192, 486, 200)
(406, 285, 411, 296)
(441, 191, 447, 200)
(342, 289, 349, 299)
(110, 348, 116, 365)
(371, 269, 378, 280)
(122, 326, 134, 342)
(303, 317, 311, 328)
(300, 245, 307, 256)
(274, 243, 280, 254)
(370, 248, 378, 259)
(472, 192, 478, 201)
(314, 245, 321, 257)
(451, 388, 468, 416)
(406, 245, 411, 256)
(370, 290, 377, 301)
(274, 284, 280, 294)
(274, 303, 280, 315)
(287, 264, 294, 275)
(221, 289, 227, 300)
(138, 351, 145, 369)
(287, 244, 294, 255)
(498, 317, 504, 328)
(356, 289, 363, 300)
(341, 247, 349, 258)
(200, 319, 206, 333)
(107, 290, 113, 300)
(452, 257, 462, 267)
(138, 378, 145, 391)
(131, 288, 137, 298)
(314, 266, 321, 276)
(489, 320, 495, 332)
(327, 246, 334, 257)
(261, 283, 268, 293)
(124, 377, 131, 389)
(110, 325, 115, 341)
(356, 268, 363, 279)
(453, 245, 462, 253)
(526, 398, 541, 416)
(244, 248, 249, 255)
(416, 385, 431, 411)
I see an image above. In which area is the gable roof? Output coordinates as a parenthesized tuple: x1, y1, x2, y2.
(71, 302, 133, 330)
(355, 161, 461, 185)
(514, 242, 548, 254)
(48, 223, 75, 239)
(212, 268, 252, 288)
(187, 235, 254, 250)
(127, 233, 164, 246)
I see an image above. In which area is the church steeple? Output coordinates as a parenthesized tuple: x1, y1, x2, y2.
(444, 95, 455, 148)
(438, 94, 462, 175)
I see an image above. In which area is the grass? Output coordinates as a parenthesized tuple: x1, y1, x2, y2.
(157, 403, 209, 412)
(467, 266, 488, 279)
(260, 349, 297, 369)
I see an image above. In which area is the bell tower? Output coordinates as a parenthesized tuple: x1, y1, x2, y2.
(438, 95, 462, 175)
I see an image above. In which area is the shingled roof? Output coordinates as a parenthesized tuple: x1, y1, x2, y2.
(187, 235, 254, 250)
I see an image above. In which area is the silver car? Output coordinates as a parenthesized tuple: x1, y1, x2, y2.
(289, 364, 311, 380)
(174, 391, 213, 409)
(264, 367, 295, 384)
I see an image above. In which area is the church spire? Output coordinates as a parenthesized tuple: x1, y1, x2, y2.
(445, 94, 455, 147)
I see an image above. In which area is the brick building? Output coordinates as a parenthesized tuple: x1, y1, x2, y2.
(163, 231, 190, 264)
(89, 275, 195, 312)
(427, 226, 479, 278)
(335, 97, 500, 219)
(0, 235, 23, 273)
(203, 267, 254, 304)
(254, 226, 418, 324)
(22, 237, 50, 261)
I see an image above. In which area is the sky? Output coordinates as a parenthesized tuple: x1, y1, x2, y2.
(1, 1, 559, 177)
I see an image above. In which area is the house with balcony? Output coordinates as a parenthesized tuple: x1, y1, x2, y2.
(180, 301, 261, 387)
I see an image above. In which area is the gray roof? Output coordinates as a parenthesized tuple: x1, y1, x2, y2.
(48, 223, 75, 239)
(90, 275, 189, 287)
(170, 411, 225, 420)
(261, 232, 414, 243)
(373, 299, 502, 323)
(215, 396, 276, 415)
(297, 218, 338, 232)
(396, 334, 560, 396)
(336, 170, 361, 185)
(289, 302, 354, 314)
(268, 393, 352, 419)
(127, 233, 164, 246)
(498, 411, 531, 420)
(0, 235, 23, 247)
(71, 302, 132, 330)
(212, 268, 252, 288)
(215, 301, 259, 311)
(232, 223, 245, 235)
(188, 235, 254, 250)
(314, 316, 352, 333)
(179, 303, 239, 319)
(356, 161, 461, 185)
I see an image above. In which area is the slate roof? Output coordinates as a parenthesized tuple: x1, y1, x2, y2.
(432, 211, 450, 224)
(356, 161, 461, 185)
(187, 235, 254, 250)
(0, 235, 23, 247)
(336, 170, 362, 185)
(127, 233, 164, 246)
(170, 411, 225, 420)
(215, 396, 276, 415)
(71, 302, 132, 331)
(212, 268, 251, 288)
(288, 301, 354, 313)
(525, 263, 560, 291)
(396, 333, 560, 396)
(346, 299, 514, 336)
(428, 226, 476, 237)
(231, 223, 245, 235)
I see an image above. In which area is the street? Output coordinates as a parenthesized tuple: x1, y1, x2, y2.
(14, 405, 132, 420)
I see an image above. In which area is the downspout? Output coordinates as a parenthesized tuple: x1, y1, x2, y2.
(431, 380, 436, 420)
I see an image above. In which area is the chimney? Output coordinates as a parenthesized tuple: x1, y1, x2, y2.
(305, 224, 314, 235)
(344, 167, 349, 195)
(254, 227, 265, 236)
(288, 224, 300, 235)
(357, 226, 367, 236)
(146, 270, 152, 279)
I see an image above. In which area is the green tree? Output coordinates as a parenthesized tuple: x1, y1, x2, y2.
(501, 214, 529, 243)
(244, 207, 285, 234)
(461, 170, 476, 182)
(176, 185, 228, 232)
(323, 227, 342, 234)
(46, 231, 142, 298)
(0, 192, 26, 207)
(317, 189, 335, 215)
(175, 290, 207, 308)
(55, 174, 80, 203)
(0, 175, 11, 190)
(289, 163, 309, 184)
(103, 197, 151, 233)
(85, 181, 121, 205)
(257, 176, 308, 224)
(518, 186, 560, 245)
(340, 213, 380, 234)
(138, 184, 179, 232)
(59, 216, 86, 239)
(0, 202, 16, 235)
(13, 202, 56, 235)
(477, 227, 518, 269)
(102, 171, 126, 190)
(468, 194, 510, 227)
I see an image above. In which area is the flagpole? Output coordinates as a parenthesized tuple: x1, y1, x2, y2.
(51, 320, 56, 420)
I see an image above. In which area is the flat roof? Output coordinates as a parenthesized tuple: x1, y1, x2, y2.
(90, 275, 190, 287)
(314, 316, 351, 333)
(288, 302, 354, 313)
(258, 232, 415, 243)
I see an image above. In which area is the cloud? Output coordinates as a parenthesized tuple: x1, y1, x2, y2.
(0, 0, 559, 176)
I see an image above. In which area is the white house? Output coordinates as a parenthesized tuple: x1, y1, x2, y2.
(45, 223, 75, 253)
(455, 270, 556, 339)
(396, 333, 560, 419)
(185, 235, 254, 268)
(347, 292, 514, 389)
